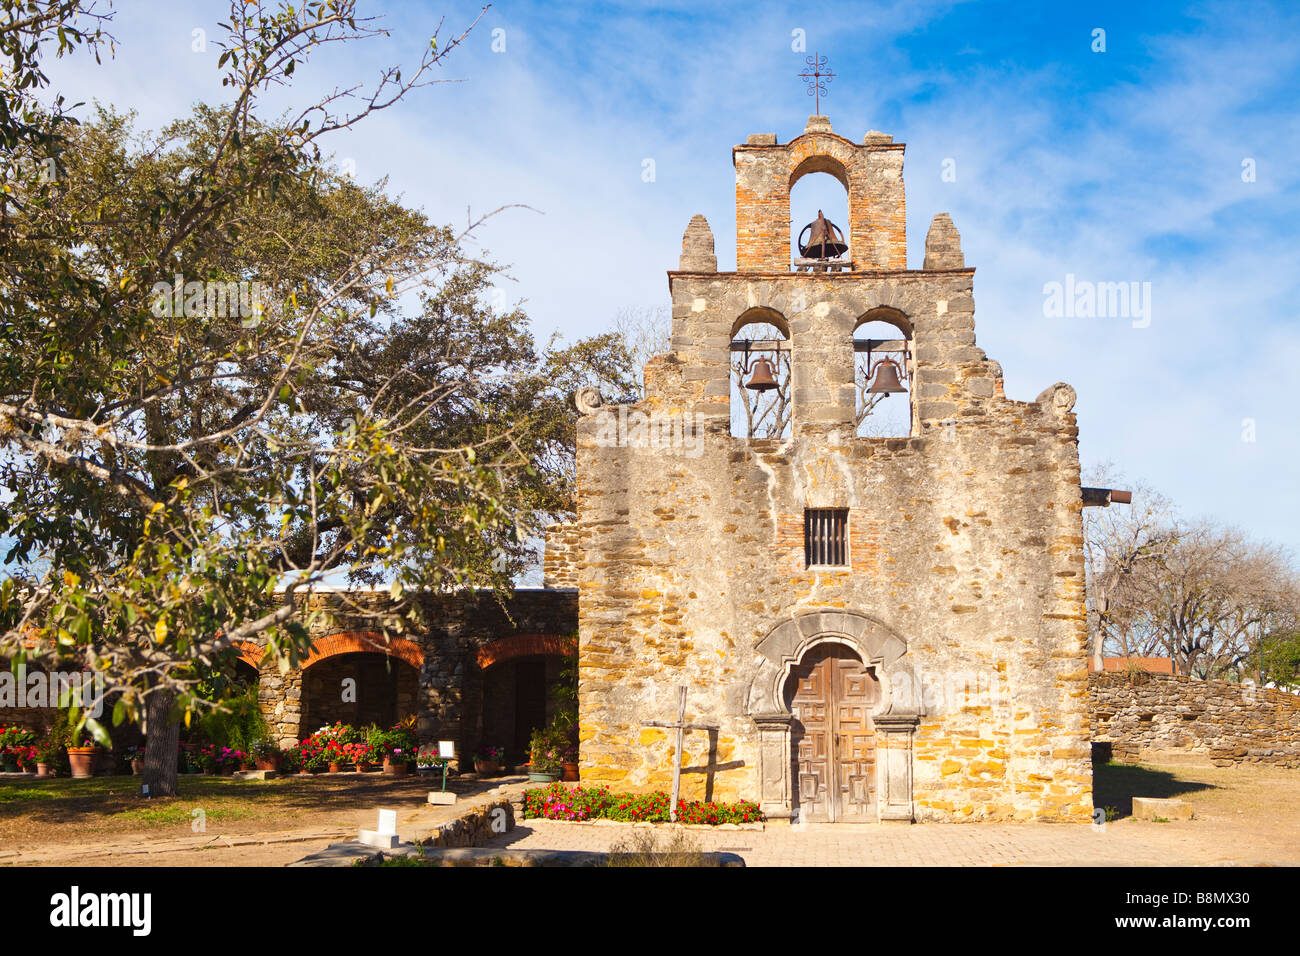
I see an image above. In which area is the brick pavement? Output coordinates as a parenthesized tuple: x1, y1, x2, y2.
(481, 818, 1300, 867)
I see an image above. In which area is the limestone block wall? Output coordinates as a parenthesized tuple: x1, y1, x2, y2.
(577, 267, 1091, 822)
(1090, 672, 1300, 768)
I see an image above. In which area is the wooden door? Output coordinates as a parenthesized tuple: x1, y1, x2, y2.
(786, 645, 878, 822)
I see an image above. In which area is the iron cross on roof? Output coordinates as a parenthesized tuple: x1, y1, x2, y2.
(799, 52, 835, 114)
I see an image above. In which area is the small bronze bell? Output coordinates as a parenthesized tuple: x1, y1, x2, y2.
(745, 356, 779, 391)
(866, 359, 906, 395)
(797, 210, 849, 260)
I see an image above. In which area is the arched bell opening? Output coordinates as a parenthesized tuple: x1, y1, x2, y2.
(853, 309, 913, 438)
(730, 308, 791, 439)
(790, 164, 850, 273)
(733, 308, 790, 439)
(783, 642, 880, 823)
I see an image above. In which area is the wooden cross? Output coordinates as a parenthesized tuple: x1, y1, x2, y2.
(641, 685, 717, 822)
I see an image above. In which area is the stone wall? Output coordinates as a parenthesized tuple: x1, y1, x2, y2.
(543, 521, 582, 589)
(576, 115, 1092, 824)
(1089, 672, 1300, 768)
(249, 588, 577, 765)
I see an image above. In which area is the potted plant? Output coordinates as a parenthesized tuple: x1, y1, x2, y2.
(280, 747, 303, 775)
(323, 739, 347, 772)
(124, 745, 145, 775)
(221, 748, 246, 774)
(474, 744, 504, 776)
(561, 741, 580, 782)
(416, 744, 446, 775)
(0, 726, 36, 772)
(195, 745, 218, 775)
(369, 724, 416, 776)
(528, 727, 562, 783)
(251, 739, 281, 772)
(349, 742, 375, 772)
(16, 744, 38, 774)
(305, 742, 328, 774)
(66, 728, 99, 778)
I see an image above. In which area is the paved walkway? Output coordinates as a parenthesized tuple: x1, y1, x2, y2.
(481, 818, 1300, 867)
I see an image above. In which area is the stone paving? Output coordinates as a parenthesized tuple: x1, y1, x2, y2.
(481, 817, 1300, 867)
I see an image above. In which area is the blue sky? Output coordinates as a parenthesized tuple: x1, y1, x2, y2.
(42, 0, 1300, 555)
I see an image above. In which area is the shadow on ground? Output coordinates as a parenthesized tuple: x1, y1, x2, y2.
(1092, 761, 1217, 819)
(0, 772, 517, 843)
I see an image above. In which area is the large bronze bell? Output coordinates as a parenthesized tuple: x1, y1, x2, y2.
(745, 356, 779, 391)
(797, 210, 849, 260)
(866, 358, 906, 395)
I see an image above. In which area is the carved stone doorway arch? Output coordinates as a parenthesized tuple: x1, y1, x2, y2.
(748, 611, 920, 822)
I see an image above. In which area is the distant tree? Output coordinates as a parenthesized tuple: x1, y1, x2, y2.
(612, 305, 671, 399)
(1083, 467, 1299, 680)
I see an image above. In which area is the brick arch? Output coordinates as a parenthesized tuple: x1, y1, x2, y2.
(735, 126, 905, 271)
(302, 631, 424, 671)
(789, 152, 850, 190)
(476, 633, 576, 671)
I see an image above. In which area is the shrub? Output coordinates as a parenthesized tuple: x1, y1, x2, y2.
(522, 783, 763, 826)
(367, 722, 417, 764)
(607, 829, 710, 867)
(198, 684, 270, 752)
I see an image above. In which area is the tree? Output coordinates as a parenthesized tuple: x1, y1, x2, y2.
(612, 305, 670, 399)
(0, 1, 628, 796)
(1082, 467, 1300, 680)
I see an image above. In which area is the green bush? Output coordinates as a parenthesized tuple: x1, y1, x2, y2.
(522, 783, 764, 825)
(197, 685, 269, 752)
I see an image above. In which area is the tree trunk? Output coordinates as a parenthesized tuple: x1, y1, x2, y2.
(143, 687, 181, 797)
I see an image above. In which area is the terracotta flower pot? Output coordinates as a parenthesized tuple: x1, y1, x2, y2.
(298, 766, 313, 776)
(35, 762, 50, 777)
(255, 757, 279, 772)
(357, 761, 373, 773)
(474, 759, 500, 776)
(382, 757, 408, 777)
(328, 762, 341, 773)
(562, 762, 580, 782)
(66, 746, 96, 778)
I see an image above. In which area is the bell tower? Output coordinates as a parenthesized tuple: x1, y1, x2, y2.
(734, 115, 907, 272)
(574, 112, 1094, 825)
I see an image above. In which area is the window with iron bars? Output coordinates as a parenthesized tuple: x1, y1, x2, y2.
(804, 508, 849, 567)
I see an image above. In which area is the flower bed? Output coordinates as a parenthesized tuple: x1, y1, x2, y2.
(522, 783, 763, 825)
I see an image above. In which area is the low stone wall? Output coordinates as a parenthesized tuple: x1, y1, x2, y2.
(423, 798, 515, 848)
(1089, 672, 1300, 768)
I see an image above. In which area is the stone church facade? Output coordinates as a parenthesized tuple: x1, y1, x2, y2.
(570, 115, 1094, 823)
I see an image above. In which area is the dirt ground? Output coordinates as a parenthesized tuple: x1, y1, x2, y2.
(1091, 756, 1300, 863)
(0, 769, 496, 866)
(2, 758, 1298, 866)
